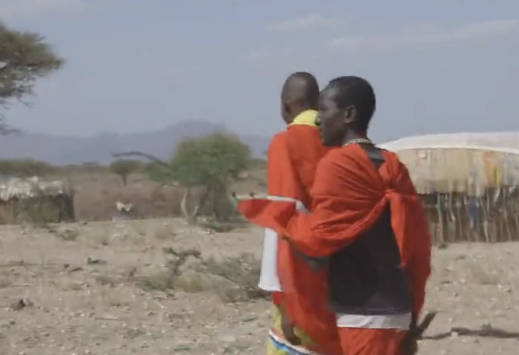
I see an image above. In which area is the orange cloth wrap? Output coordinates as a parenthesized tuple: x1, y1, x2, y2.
(264, 125, 340, 355)
(338, 328, 407, 355)
(238, 144, 431, 350)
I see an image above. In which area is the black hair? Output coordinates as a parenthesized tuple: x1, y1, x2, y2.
(282, 71, 319, 109)
(326, 76, 376, 131)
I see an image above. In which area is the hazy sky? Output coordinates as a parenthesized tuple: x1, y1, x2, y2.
(1, 0, 518, 142)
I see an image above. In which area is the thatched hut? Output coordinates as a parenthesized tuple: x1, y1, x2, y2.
(380, 132, 519, 244)
(0, 176, 75, 224)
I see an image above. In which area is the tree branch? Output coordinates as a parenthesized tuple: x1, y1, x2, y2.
(112, 151, 171, 169)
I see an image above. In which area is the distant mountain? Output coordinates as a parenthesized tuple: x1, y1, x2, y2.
(0, 120, 270, 165)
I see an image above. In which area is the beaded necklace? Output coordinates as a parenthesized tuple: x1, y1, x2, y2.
(343, 138, 374, 147)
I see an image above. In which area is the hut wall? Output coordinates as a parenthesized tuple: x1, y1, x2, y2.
(421, 188, 519, 244)
(392, 147, 519, 243)
(0, 194, 75, 224)
(396, 148, 519, 194)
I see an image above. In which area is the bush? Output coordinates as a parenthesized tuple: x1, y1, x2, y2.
(0, 159, 55, 177)
(137, 246, 268, 303)
(109, 159, 143, 185)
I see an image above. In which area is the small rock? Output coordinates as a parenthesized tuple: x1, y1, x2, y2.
(219, 335, 237, 343)
(240, 315, 257, 323)
(87, 257, 107, 265)
(10, 298, 33, 311)
(450, 331, 459, 338)
(0, 319, 15, 328)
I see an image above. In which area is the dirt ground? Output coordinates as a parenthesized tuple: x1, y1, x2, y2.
(0, 219, 519, 355)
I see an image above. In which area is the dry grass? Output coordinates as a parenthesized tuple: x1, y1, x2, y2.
(1, 219, 519, 355)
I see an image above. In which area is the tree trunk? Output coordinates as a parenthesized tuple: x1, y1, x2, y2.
(180, 186, 209, 225)
(209, 181, 234, 222)
(180, 187, 197, 224)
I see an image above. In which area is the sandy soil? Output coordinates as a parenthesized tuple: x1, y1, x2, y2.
(0, 218, 518, 355)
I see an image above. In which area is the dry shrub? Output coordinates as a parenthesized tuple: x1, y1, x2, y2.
(68, 170, 266, 222)
(470, 264, 500, 285)
(197, 219, 251, 233)
(153, 225, 177, 240)
(200, 253, 268, 302)
(137, 247, 268, 303)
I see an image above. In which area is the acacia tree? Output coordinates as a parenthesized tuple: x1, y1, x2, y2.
(109, 159, 142, 185)
(170, 133, 251, 223)
(115, 133, 251, 224)
(0, 21, 64, 133)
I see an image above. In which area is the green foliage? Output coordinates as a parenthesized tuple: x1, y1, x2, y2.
(170, 133, 251, 187)
(16, 195, 67, 224)
(167, 133, 251, 222)
(0, 158, 55, 177)
(114, 133, 252, 223)
(144, 162, 176, 185)
(109, 159, 142, 185)
(0, 21, 64, 132)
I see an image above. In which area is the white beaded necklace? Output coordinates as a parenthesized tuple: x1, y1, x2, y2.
(343, 138, 373, 147)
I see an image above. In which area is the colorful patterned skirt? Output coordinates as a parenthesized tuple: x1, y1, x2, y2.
(266, 305, 323, 355)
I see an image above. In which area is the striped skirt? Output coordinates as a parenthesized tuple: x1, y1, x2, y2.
(266, 305, 323, 355)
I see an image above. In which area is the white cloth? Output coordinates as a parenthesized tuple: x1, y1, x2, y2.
(258, 228, 281, 291)
(258, 196, 309, 292)
(336, 313, 412, 329)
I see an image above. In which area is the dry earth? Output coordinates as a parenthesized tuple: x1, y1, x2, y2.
(0, 219, 518, 355)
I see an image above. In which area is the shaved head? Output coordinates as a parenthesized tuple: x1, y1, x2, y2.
(281, 72, 319, 124)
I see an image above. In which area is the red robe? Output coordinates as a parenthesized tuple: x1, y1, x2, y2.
(240, 144, 431, 355)
(266, 123, 341, 354)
